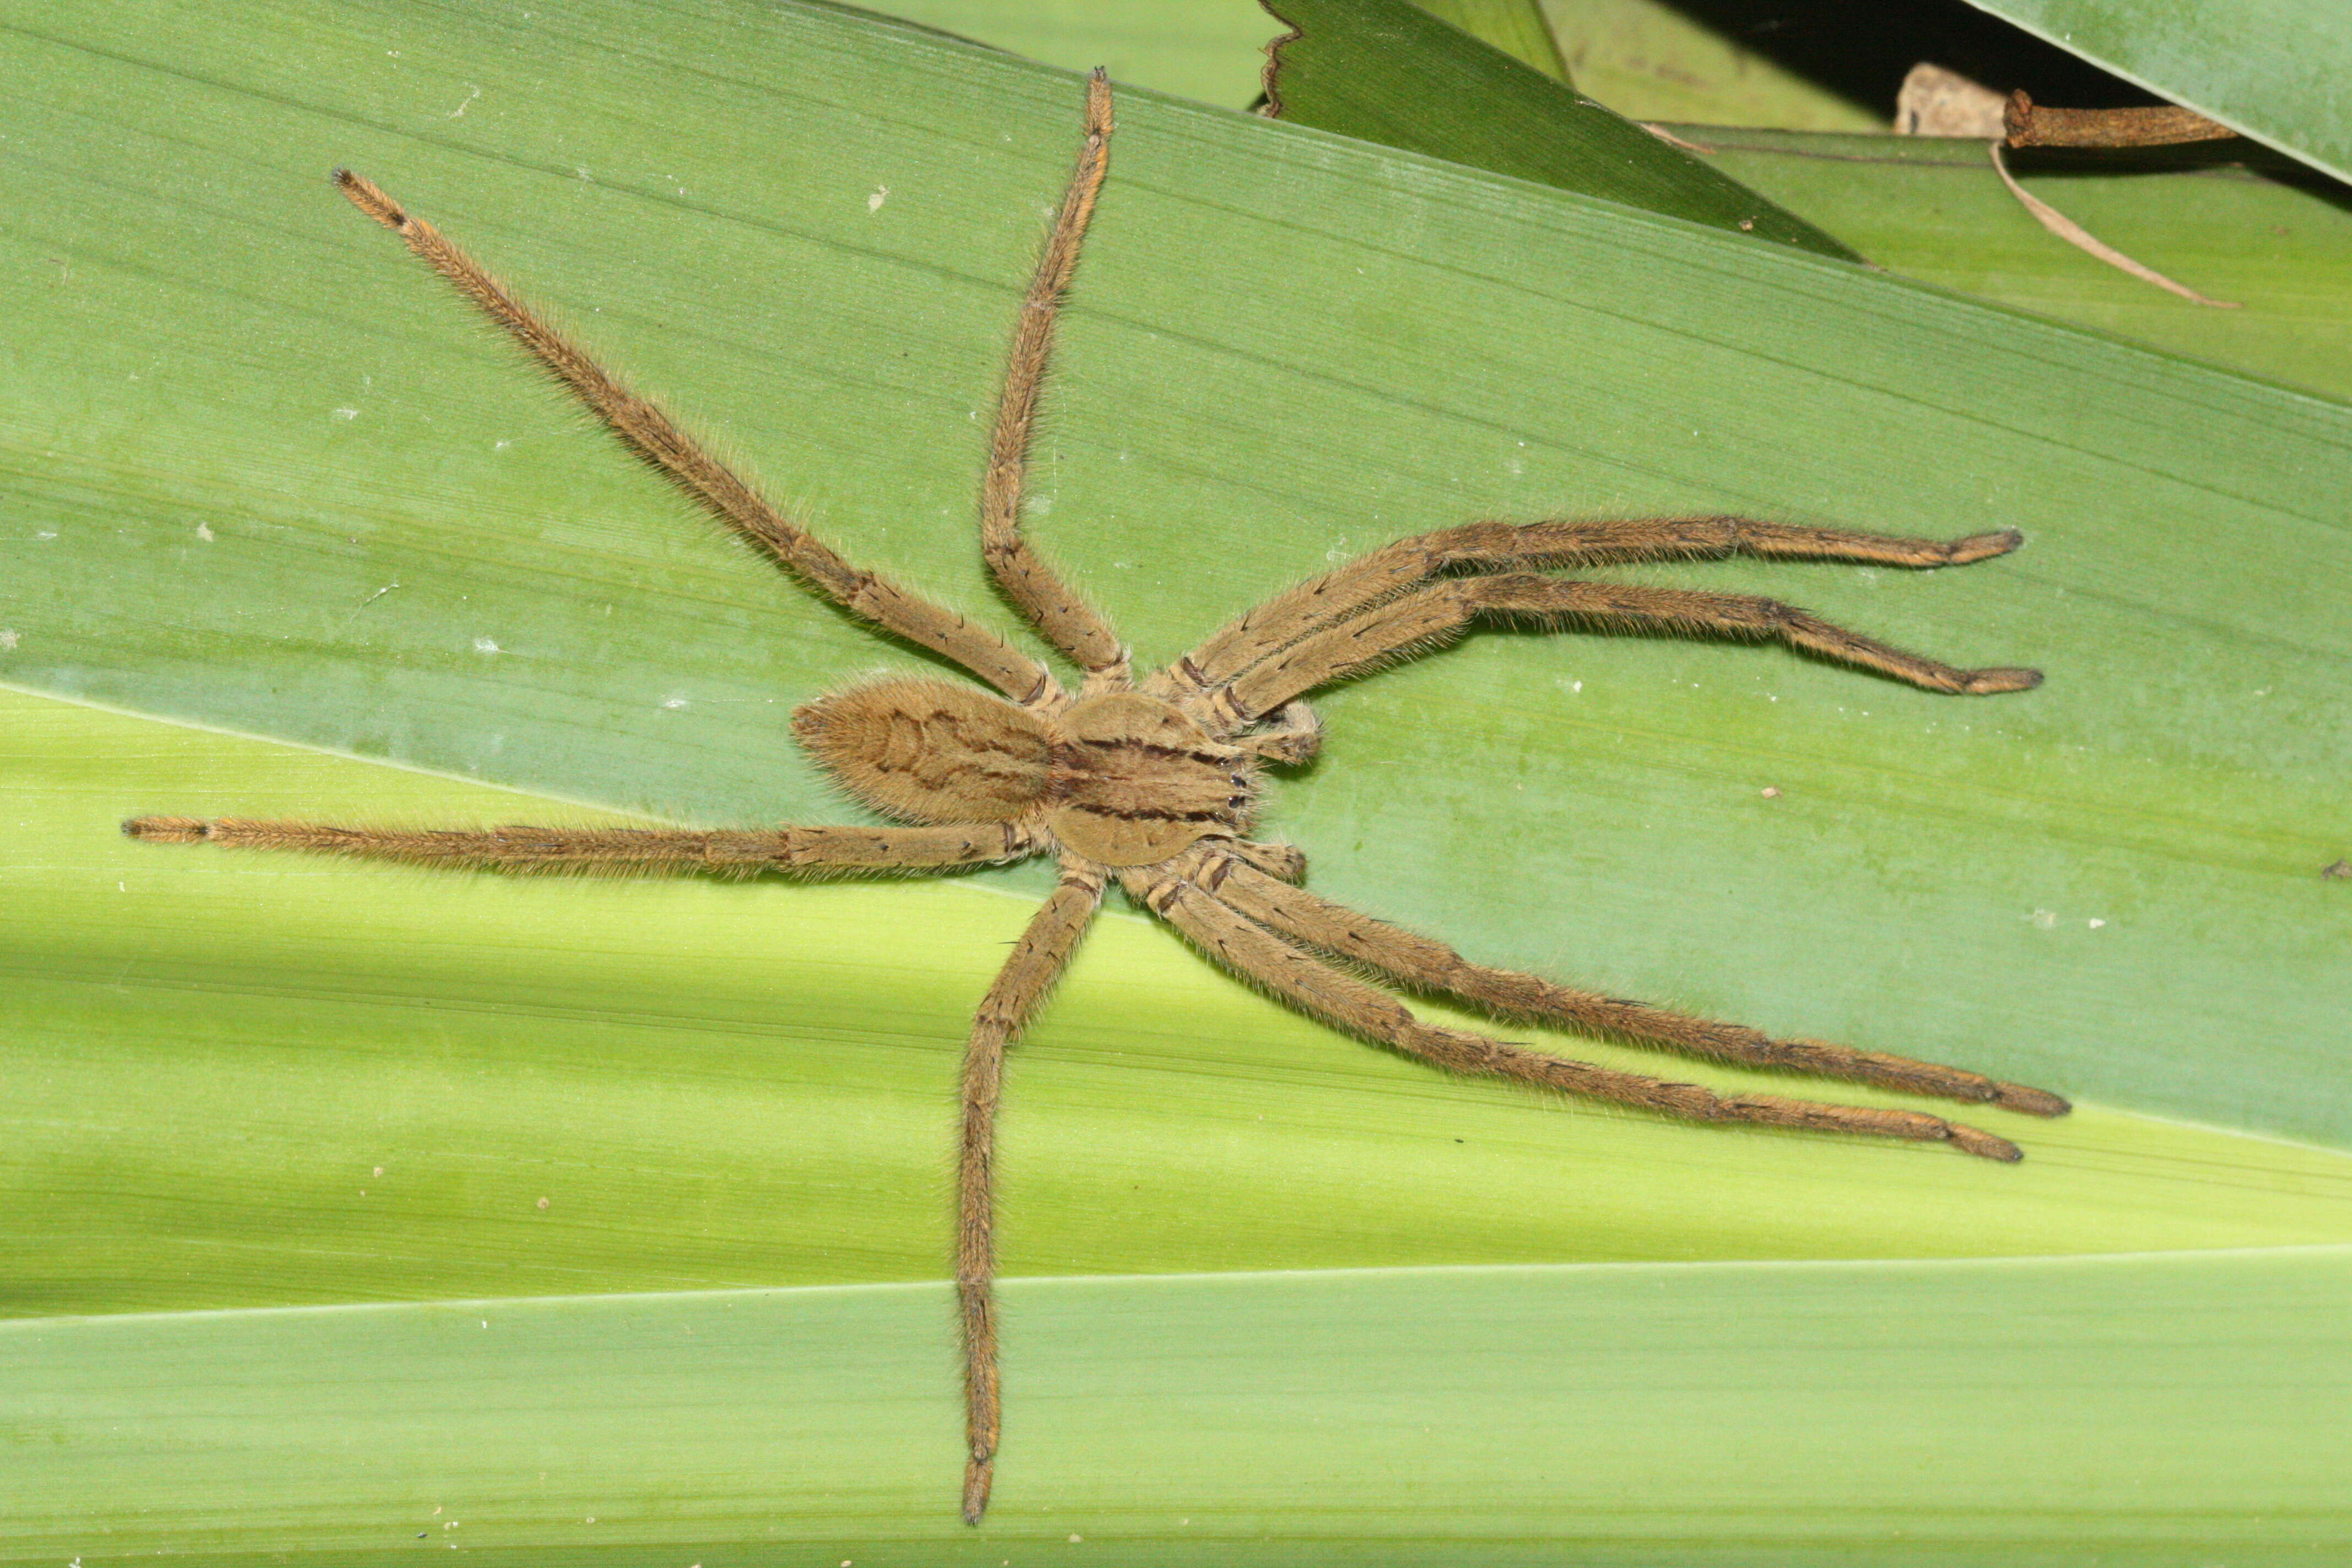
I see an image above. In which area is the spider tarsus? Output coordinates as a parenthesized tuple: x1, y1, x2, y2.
(1949, 1123, 2026, 1161)
(122, 815, 209, 842)
(1991, 1081, 2071, 1117)
(1947, 528, 2026, 564)
(332, 167, 405, 229)
(1962, 666, 2043, 694)
(962, 1454, 994, 1525)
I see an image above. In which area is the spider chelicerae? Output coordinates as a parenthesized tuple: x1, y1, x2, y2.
(127, 71, 2068, 1523)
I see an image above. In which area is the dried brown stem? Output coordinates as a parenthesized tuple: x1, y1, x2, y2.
(2005, 90, 2239, 149)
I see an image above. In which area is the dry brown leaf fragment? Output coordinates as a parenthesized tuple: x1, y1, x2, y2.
(2005, 90, 2240, 149)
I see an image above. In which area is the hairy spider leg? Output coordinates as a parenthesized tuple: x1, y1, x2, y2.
(1184, 845, 2068, 1116)
(330, 170, 1060, 707)
(1200, 574, 2038, 729)
(1158, 516, 2029, 699)
(958, 863, 1106, 1523)
(119, 817, 1038, 872)
(1125, 863, 2027, 1161)
(981, 69, 1130, 690)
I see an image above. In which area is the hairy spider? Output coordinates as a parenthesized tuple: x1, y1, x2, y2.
(127, 72, 2067, 1523)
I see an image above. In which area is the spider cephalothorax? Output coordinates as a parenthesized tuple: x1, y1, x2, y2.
(126, 72, 2066, 1524)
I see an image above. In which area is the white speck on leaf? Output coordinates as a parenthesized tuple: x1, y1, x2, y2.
(195, 522, 215, 542)
(662, 695, 690, 710)
(333, 407, 359, 420)
(2088, 918, 2106, 929)
(868, 185, 889, 213)
(2030, 909, 2058, 929)
(0, 630, 17, 651)
(473, 637, 500, 654)
(449, 84, 481, 117)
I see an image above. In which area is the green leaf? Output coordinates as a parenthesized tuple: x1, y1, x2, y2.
(1679, 128, 2352, 401)
(1262, 0, 1860, 255)
(1964, 0, 2352, 184)
(4, 0, 2351, 1553)
(12, 1251, 2352, 1560)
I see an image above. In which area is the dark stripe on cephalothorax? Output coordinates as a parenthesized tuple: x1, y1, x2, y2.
(1065, 803, 1231, 824)
(1071, 737, 1234, 767)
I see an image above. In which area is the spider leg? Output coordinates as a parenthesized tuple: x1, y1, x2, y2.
(1154, 518, 2021, 703)
(1184, 845, 2066, 1115)
(331, 172, 1059, 707)
(980, 70, 1130, 690)
(1202, 574, 2038, 727)
(1124, 862, 2028, 1161)
(122, 816, 1038, 872)
(957, 862, 1106, 1525)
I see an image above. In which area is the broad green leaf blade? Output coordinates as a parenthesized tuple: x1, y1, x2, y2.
(1963, 0, 2352, 186)
(10, 1250, 2351, 1561)
(1263, 0, 1859, 256)
(1679, 129, 2352, 401)
(12, 687, 2349, 1314)
(2, 0, 2348, 1155)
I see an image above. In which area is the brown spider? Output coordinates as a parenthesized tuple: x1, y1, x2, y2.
(126, 72, 2067, 1523)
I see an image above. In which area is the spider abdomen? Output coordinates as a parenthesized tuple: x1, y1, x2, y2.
(1044, 692, 1253, 866)
(792, 677, 1052, 823)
